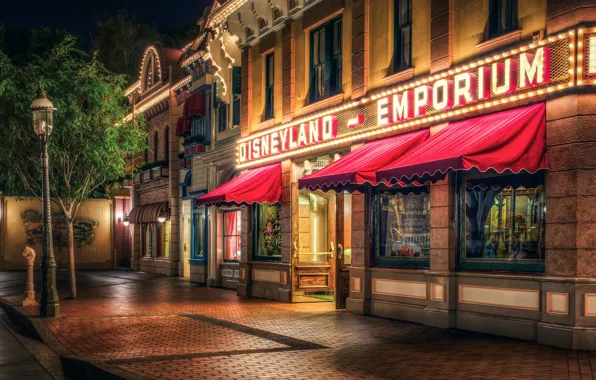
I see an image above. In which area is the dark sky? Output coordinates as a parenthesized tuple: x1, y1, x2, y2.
(0, 0, 212, 41)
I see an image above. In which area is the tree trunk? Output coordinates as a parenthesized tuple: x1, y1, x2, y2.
(66, 219, 77, 298)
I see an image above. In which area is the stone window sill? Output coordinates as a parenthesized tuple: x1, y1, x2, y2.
(216, 127, 240, 142)
(476, 30, 522, 54)
(300, 93, 344, 116)
(257, 118, 276, 130)
(382, 67, 415, 86)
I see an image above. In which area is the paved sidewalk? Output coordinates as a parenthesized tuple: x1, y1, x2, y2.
(0, 308, 52, 379)
(0, 270, 592, 379)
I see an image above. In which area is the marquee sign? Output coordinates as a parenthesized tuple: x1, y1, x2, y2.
(238, 30, 575, 168)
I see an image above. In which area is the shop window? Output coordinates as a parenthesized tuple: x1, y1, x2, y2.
(264, 52, 275, 120)
(309, 16, 342, 103)
(393, 0, 412, 72)
(157, 221, 169, 257)
(223, 210, 242, 262)
(459, 171, 545, 272)
(488, 0, 518, 39)
(254, 203, 281, 260)
(142, 224, 153, 257)
(192, 210, 205, 259)
(298, 190, 330, 264)
(374, 189, 430, 267)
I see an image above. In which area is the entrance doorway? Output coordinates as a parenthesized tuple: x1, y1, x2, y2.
(291, 189, 351, 308)
(182, 199, 191, 278)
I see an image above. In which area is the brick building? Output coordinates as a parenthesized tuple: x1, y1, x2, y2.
(190, 0, 596, 350)
(124, 42, 186, 276)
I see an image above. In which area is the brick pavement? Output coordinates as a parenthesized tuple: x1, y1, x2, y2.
(0, 271, 593, 379)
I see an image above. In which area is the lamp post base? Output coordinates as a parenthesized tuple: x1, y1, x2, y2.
(42, 303, 60, 317)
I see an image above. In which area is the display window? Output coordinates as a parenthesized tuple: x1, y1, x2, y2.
(255, 203, 282, 260)
(158, 221, 169, 257)
(298, 190, 330, 264)
(374, 187, 430, 267)
(459, 171, 545, 271)
(223, 210, 242, 262)
(142, 224, 153, 257)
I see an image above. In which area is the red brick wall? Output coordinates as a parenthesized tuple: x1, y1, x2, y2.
(147, 110, 170, 163)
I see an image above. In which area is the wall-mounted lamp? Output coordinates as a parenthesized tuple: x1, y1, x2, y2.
(123, 215, 130, 227)
(157, 210, 168, 224)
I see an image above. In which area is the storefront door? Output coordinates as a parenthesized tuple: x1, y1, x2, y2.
(292, 189, 336, 302)
(335, 192, 351, 309)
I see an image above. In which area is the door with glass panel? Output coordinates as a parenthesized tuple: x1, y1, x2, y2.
(335, 192, 351, 309)
(293, 189, 336, 302)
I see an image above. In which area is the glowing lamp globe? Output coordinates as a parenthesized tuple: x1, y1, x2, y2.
(157, 211, 167, 224)
(29, 88, 56, 136)
(123, 216, 130, 227)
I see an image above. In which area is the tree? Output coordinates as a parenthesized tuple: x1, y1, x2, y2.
(93, 10, 163, 79)
(0, 30, 147, 298)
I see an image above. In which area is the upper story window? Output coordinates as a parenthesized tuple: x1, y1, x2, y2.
(289, 0, 299, 11)
(488, 0, 518, 39)
(216, 103, 229, 133)
(309, 16, 342, 103)
(264, 52, 274, 120)
(164, 127, 169, 162)
(153, 131, 159, 162)
(393, 0, 412, 72)
(142, 52, 159, 92)
(144, 137, 149, 163)
(273, 8, 283, 22)
(258, 18, 268, 32)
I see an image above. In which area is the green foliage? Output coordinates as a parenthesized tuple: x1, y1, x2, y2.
(0, 30, 147, 218)
(93, 10, 163, 79)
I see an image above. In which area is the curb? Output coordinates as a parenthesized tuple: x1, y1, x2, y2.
(0, 298, 145, 380)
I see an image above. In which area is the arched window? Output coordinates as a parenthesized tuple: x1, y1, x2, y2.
(246, 28, 254, 40)
(289, 0, 299, 11)
(142, 50, 160, 92)
(273, 8, 283, 21)
(153, 131, 159, 162)
(258, 18, 268, 31)
(164, 127, 169, 162)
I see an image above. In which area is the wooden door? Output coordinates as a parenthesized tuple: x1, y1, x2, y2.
(335, 192, 350, 309)
(292, 188, 335, 301)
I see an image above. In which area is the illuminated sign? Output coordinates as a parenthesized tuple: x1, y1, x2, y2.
(238, 31, 574, 168)
(239, 116, 338, 162)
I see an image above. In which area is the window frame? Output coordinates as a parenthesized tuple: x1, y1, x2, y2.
(488, 0, 519, 40)
(222, 209, 242, 262)
(191, 204, 207, 260)
(309, 16, 342, 104)
(393, 0, 412, 73)
(252, 203, 282, 262)
(164, 127, 169, 162)
(456, 170, 546, 273)
(371, 186, 431, 269)
(264, 52, 275, 121)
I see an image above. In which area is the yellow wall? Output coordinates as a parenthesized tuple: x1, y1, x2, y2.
(2, 197, 113, 268)
(454, 0, 547, 64)
(370, 0, 431, 88)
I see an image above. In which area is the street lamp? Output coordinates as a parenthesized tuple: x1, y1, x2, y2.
(30, 88, 60, 318)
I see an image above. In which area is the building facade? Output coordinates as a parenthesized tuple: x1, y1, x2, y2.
(124, 42, 186, 276)
(193, 0, 596, 350)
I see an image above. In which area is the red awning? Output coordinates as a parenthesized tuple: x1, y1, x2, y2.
(298, 129, 429, 191)
(183, 91, 206, 118)
(175, 117, 184, 136)
(376, 103, 548, 184)
(196, 163, 281, 206)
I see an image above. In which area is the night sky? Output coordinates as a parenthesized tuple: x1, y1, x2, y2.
(0, 0, 213, 41)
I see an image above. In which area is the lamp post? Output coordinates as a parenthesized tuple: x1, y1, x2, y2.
(29, 88, 60, 317)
